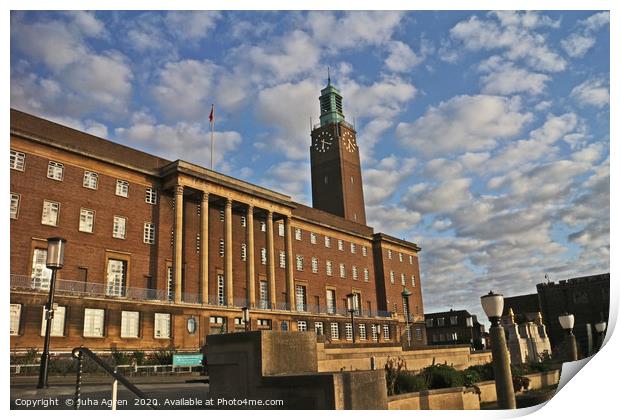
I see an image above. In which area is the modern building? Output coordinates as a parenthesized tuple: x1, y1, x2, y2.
(9, 80, 427, 353)
(424, 309, 485, 349)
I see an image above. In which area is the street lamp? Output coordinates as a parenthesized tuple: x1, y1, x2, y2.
(401, 287, 413, 349)
(37, 237, 67, 389)
(346, 293, 357, 343)
(480, 291, 516, 409)
(594, 321, 607, 352)
(241, 306, 250, 332)
(559, 313, 578, 361)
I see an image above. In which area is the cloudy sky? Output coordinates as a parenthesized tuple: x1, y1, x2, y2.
(10, 10, 610, 321)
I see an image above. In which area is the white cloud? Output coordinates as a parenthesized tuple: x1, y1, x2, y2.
(403, 178, 473, 213)
(363, 155, 417, 205)
(66, 11, 107, 38)
(478, 59, 550, 95)
(580, 11, 610, 32)
(384, 41, 423, 73)
(422, 158, 463, 180)
(260, 161, 311, 203)
(366, 205, 422, 236)
(570, 77, 609, 108)
(165, 11, 221, 41)
(341, 75, 417, 120)
(561, 34, 596, 58)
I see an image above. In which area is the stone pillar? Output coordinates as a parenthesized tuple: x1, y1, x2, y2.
(224, 198, 233, 306)
(246, 205, 255, 308)
(173, 185, 184, 304)
(200, 192, 209, 304)
(490, 324, 516, 409)
(266, 211, 276, 309)
(284, 215, 295, 310)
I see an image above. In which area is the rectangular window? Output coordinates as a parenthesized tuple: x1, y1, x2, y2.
(143, 222, 155, 244)
(154, 313, 171, 339)
(219, 239, 225, 257)
(241, 216, 246, 227)
(10, 193, 20, 219)
(359, 324, 367, 340)
(121, 311, 140, 338)
(371, 324, 379, 341)
(217, 274, 225, 306)
(315, 322, 324, 336)
(411, 275, 416, 287)
(399, 252, 403, 262)
(352, 265, 358, 280)
(409, 255, 414, 265)
(296, 255, 304, 271)
(116, 180, 129, 197)
(345, 323, 353, 341)
(166, 266, 173, 301)
(311, 257, 318, 273)
(145, 188, 157, 204)
(325, 236, 331, 248)
(414, 327, 423, 341)
(257, 319, 270, 327)
(261, 248, 267, 265)
(279, 250, 286, 268)
(259, 281, 269, 309)
(260, 221, 266, 232)
(295, 228, 302, 241)
(362, 246, 368, 257)
(295, 284, 307, 312)
(363, 268, 369, 282)
(83, 308, 105, 337)
(310, 232, 317, 244)
(388, 249, 393, 259)
(326, 260, 333, 276)
(390, 271, 395, 284)
(326, 289, 336, 314)
(83, 171, 98, 189)
(106, 259, 126, 297)
(40, 306, 66, 337)
(450, 316, 458, 326)
(339, 263, 346, 278)
(41, 200, 60, 226)
(79, 208, 95, 233)
(350, 243, 356, 254)
(330, 322, 339, 340)
(241, 243, 247, 261)
(113, 216, 126, 239)
(10, 304, 21, 335)
(47, 161, 64, 181)
(383, 325, 390, 339)
(426, 318, 433, 327)
(401, 273, 406, 286)
(219, 210, 225, 222)
(338, 240, 344, 251)
(31, 248, 52, 289)
(278, 223, 284, 236)
(297, 321, 307, 332)
(10, 150, 25, 171)
(437, 318, 445, 327)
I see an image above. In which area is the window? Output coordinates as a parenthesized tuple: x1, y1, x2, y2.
(257, 319, 271, 327)
(219, 210, 225, 222)
(409, 255, 414, 265)
(450, 316, 458, 326)
(40, 305, 66, 337)
(315, 322, 324, 336)
(154, 313, 171, 339)
(11, 304, 21, 335)
(112, 216, 126, 239)
(219, 239, 225, 257)
(339, 263, 346, 278)
(411, 275, 416, 287)
(426, 318, 433, 328)
(311, 257, 319, 273)
(437, 318, 445, 327)
(296, 255, 304, 271)
(362, 246, 367, 257)
(121, 311, 140, 338)
(106, 259, 126, 297)
(47, 161, 64, 181)
(10, 193, 20, 219)
(414, 327, 423, 341)
(241, 216, 246, 227)
(41, 200, 60, 226)
(352, 265, 358, 280)
(363, 268, 369, 282)
(295, 284, 307, 312)
(145, 188, 157, 204)
(297, 321, 307, 332)
(196, 234, 200, 252)
(83, 308, 105, 337)
(345, 323, 353, 341)
(166, 266, 173, 301)
(261, 248, 267, 265)
(234, 317, 244, 326)
(279, 250, 286, 268)
(387, 249, 393, 259)
(217, 274, 225, 306)
(359, 324, 367, 340)
(326, 260, 333, 276)
(32, 249, 52, 289)
(114, 180, 129, 197)
(260, 221, 266, 232)
(330, 322, 339, 340)
(143, 222, 155, 244)
(79, 208, 95, 233)
(10, 150, 25, 171)
(401, 273, 406, 286)
(83, 171, 98, 189)
(325, 236, 331, 248)
(399, 252, 403, 262)
(338, 240, 344, 251)
(326, 290, 336, 314)
(259, 281, 269, 309)
(371, 324, 379, 341)
(350, 243, 356, 254)
(389, 271, 395, 284)
(295, 228, 302, 241)
(241, 243, 247, 261)
(278, 223, 284, 236)
(383, 325, 390, 339)
(310, 232, 317, 244)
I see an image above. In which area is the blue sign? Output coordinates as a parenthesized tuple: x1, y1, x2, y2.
(172, 353, 203, 367)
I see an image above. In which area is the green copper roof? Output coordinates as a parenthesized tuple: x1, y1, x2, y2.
(319, 80, 345, 126)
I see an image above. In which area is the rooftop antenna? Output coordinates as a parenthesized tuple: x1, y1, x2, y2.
(327, 66, 331, 85)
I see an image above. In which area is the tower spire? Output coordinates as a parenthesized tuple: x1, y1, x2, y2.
(327, 66, 331, 85)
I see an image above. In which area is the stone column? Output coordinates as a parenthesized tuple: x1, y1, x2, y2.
(200, 192, 209, 304)
(224, 198, 233, 306)
(284, 215, 295, 311)
(246, 205, 255, 308)
(266, 211, 276, 309)
(173, 185, 184, 304)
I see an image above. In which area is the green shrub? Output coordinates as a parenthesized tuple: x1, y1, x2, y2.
(149, 348, 175, 365)
(395, 372, 428, 394)
(132, 350, 145, 365)
(464, 362, 495, 381)
(422, 363, 464, 389)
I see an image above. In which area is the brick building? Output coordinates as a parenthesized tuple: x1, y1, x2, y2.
(424, 309, 485, 349)
(9, 81, 427, 353)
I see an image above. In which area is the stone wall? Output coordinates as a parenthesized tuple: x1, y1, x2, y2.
(388, 387, 480, 410)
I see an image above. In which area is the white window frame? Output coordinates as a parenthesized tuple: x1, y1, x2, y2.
(143, 222, 155, 244)
(47, 161, 64, 181)
(41, 200, 60, 226)
(330, 322, 339, 340)
(296, 255, 304, 271)
(401, 273, 406, 286)
(399, 252, 403, 262)
(10, 193, 20, 219)
(326, 260, 333, 276)
(121, 311, 140, 338)
(217, 274, 225, 306)
(241, 243, 247, 261)
(10, 304, 22, 335)
(315, 322, 324, 336)
(362, 246, 368, 257)
(338, 239, 344, 251)
(106, 258, 126, 297)
(83, 170, 99, 189)
(437, 317, 445, 327)
(219, 210, 225, 222)
(10, 150, 26, 171)
(241, 216, 246, 227)
(345, 323, 353, 341)
(219, 239, 225, 257)
(297, 321, 307, 332)
(339, 263, 346, 278)
(166, 266, 173, 301)
(311, 257, 319, 273)
(352, 265, 358, 280)
(295, 284, 307, 312)
(387, 249, 393, 259)
(411, 275, 416, 287)
(83, 308, 105, 337)
(325, 236, 331, 248)
(295, 228, 302, 241)
(145, 187, 157, 205)
(383, 324, 390, 339)
(79, 208, 95, 233)
(350, 243, 356, 254)
(116, 179, 129, 197)
(409, 255, 414, 265)
(261, 248, 267, 265)
(279, 250, 286, 268)
(259, 280, 269, 309)
(41, 306, 66, 337)
(310, 232, 317, 244)
(359, 324, 367, 340)
(326, 289, 336, 314)
(113, 216, 127, 239)
(371, 324, 379, 341)
(363, 268, 369, 282)
(260, 221, 266, 232)
(154, 313, 171, 339)
(31, 248, 52, 289)
(278, 223, 284, 237)
(390, 271, 395, 284)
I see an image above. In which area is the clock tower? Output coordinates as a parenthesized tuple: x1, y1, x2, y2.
(310, 78, 367, 225)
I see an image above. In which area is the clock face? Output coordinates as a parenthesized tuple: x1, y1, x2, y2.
(313, 131, 333, 153)
(343, 130, 357, 152)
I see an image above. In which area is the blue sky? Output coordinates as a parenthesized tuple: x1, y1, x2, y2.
(10, 10, 610, 320)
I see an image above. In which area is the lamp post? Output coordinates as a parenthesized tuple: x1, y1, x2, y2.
(401, 287, 413, 349)
(346, 293, 357, 343)
(594, 321, 607, 353)
(241, 306, 250, 332)
(37, 237, 67, 389)
(481, 291, 516, 409)
(559, 313, 578, 361)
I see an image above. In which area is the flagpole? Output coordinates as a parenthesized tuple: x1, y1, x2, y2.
(210, 104, 215, 170)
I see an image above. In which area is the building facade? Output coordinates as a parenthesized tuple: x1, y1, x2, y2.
(501, 309, 552, 365)
(9, 82, 426, 353)
(424, 309, 485, 350)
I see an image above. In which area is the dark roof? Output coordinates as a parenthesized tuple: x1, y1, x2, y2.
(503, 293, 540, 317)
(537, 272, 610, 288)
(425, 309, 472, 318)
(292, 203, 374, 238)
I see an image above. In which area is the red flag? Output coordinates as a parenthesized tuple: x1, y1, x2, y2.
(209, 104, 214, 124)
